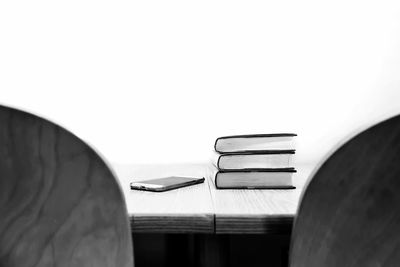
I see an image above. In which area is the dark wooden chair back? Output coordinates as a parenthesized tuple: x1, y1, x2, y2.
(289, 114, 400, 267)
(0, 106, 133, 266)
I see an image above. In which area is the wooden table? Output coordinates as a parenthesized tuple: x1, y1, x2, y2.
(114, 163, 314, 234)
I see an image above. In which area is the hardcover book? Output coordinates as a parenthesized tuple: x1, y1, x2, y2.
(212, 150, 295, 171)
(214, 133, 296, 153)
(214, 168, 296, 189)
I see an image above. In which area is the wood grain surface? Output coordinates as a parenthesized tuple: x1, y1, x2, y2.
(206, 164, 311, 234)
(290, 114, 400, 267)
(115, 163, 214, 233)
(0, 106, 133, 267)
(115, 163, 312, 234)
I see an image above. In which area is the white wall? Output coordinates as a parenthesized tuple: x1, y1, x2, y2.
(1, 0, 400, 165)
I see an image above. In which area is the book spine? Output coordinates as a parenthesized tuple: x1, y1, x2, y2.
(216, 133, 297, 140)
(215, 185, 296, 189)
(218, 150, 296, 155)
(218, 168, 297, 173)
(216, 149, 296, 154)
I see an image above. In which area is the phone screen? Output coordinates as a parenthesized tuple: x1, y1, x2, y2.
(140, 176, 198, 186)
(130, 176, 205, 192)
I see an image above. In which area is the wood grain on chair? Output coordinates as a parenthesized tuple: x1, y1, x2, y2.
(290, 115, 400, 267)
(0, 106, 133, 267)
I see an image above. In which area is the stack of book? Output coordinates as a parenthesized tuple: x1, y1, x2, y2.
(212, 134, 297, 189)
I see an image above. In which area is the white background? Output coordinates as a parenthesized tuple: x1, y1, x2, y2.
(1, 0, 400, 165)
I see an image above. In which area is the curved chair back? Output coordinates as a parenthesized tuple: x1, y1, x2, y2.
(0, 106, 133, 266)
(290, 114, 400, 267)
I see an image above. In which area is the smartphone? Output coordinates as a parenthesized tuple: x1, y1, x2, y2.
(130, 176, 205, 192)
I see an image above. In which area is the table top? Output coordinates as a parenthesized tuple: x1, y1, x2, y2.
(114, 163, 314, 234)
